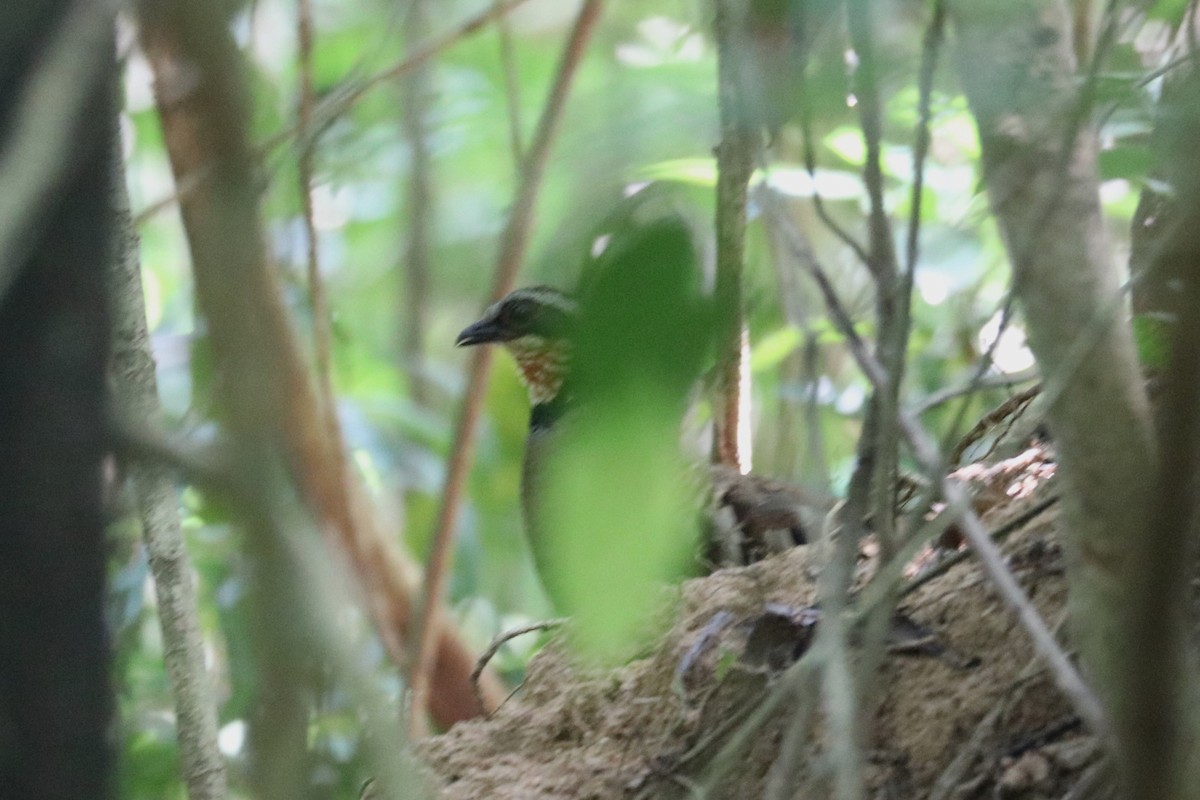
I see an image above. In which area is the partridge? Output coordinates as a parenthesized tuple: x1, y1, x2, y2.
(457, 285, 835, 581)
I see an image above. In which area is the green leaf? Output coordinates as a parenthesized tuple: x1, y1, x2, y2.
(537, 216, 710, 658)
(1132, 314, 1172, 370)
(1099, 144, 1154, 182)
(1148, 0, 1190, 24)
(751, 325, 802, 373)
(638, 157, 718, 186)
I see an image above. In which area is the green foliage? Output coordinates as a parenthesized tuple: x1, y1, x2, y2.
(1133, 313, 1173, 371)
(111, 0, 1169, 794)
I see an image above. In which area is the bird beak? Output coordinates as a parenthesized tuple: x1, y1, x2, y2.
(455, 318, 503, 347)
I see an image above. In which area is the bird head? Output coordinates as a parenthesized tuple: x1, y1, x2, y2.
(456, 286, 577, 407)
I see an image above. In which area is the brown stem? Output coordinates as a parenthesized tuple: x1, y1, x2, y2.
(712, 0, 758, 470)
(135, 0, 503, 730)
(297, 0, 339, 442)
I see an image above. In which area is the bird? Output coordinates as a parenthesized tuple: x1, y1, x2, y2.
(456, 284, 836, 586)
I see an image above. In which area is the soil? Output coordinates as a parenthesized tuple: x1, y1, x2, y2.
(420, 443, 1108, 799)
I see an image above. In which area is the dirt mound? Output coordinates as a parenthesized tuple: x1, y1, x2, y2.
(421, 446, 1104, 799)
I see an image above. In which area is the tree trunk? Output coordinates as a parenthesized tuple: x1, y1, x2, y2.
(947, 2, 1195, 796)
(0, 2, 117, 797)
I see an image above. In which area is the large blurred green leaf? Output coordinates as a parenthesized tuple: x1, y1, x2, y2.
(538, 215, 711, 657)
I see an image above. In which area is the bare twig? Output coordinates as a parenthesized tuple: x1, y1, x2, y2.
(823, 8, 944, 793)
(297, 0, 338, 427)
(762, 188, 1107, 735)
(845, 1, 899, 293)
(407, 0, 605, 736)
(902, 0, 944, 308)
(470, 618, 567, 714)
(328, 0, 536, 120)
(912, 365, 1038, 415)
(125, 428, 425, 800)
(110, 140, 230, 800)
(109, 420, 234, 496)
(797, 78, 871, 268)
(895, 493, 1059, 606)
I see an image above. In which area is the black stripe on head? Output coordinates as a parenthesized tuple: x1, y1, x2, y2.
(457, 286, 577, 346)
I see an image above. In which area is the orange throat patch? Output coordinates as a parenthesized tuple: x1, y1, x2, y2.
(505, 336, 568, 406)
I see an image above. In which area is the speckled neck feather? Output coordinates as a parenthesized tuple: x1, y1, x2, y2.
(505, 335, 570, 407)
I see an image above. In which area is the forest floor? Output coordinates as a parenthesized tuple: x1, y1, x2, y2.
(420, 440, 1106, 799)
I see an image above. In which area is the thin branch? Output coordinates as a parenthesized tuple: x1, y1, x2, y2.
(845, 0, 899, 291)
(787, 0, 872, 270)
(902, 0, 944, 300)
(470, 618, 567, 714)
(495, 0, 525, 168)
(118, 420, 424, 799)
(297, 0, 338, 426)
(407, 0, 605, 736)
(330, 0, 536, 118)
(912, 365, 1038, 415)
(898, 493, 1059, 600)
(110, 138, 229, 800)
(109, 420, 235, 497)
(857, 5, 943, 702)
(711, 0, 758, 471)
(798, 100, 872, 268)
(762, 187, 1108, 736)
(842, 0, 910, 558)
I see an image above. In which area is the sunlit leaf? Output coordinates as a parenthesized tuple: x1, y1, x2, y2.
(751, 324, 802, 372)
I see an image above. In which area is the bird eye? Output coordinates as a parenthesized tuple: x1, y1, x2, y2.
(504, 298, 534, 325)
